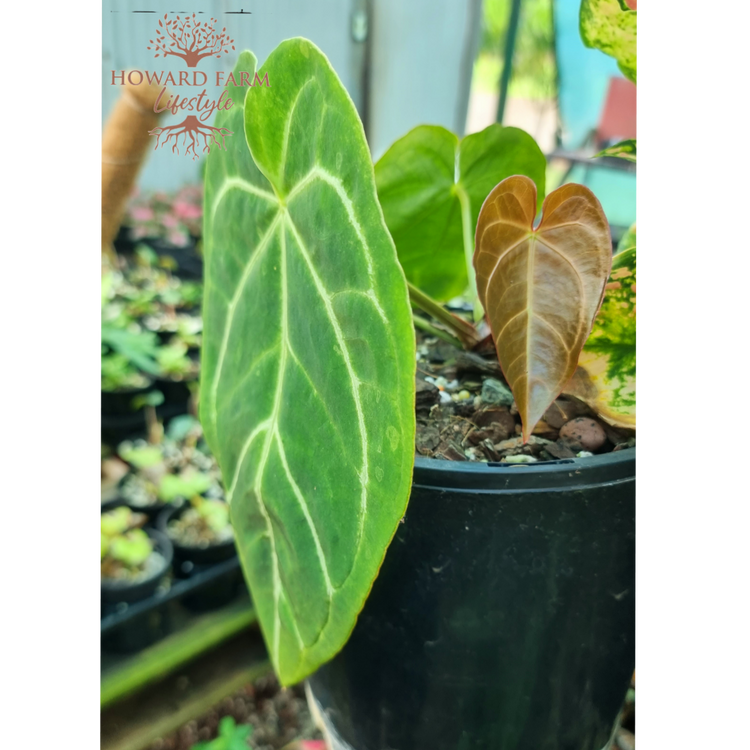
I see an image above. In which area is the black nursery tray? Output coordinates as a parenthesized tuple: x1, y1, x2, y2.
(101, 555, 254, 709)
(101, 555, 244, 636)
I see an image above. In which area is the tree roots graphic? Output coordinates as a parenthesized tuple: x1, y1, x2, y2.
(149, 116, 232, 160)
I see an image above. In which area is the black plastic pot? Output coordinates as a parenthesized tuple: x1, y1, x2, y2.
(101, 403, 190, 449)
(101, 528, 174, 652)
(308, 448, 635, 750)
(113, 231, 203, 280)
(151, 237, 203, 280)
(101, 380, 155, 418)
(154, 374, 197, 411)
(157, 502, 239, 612)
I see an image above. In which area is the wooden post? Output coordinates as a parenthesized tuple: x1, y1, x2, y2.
(101, 79, 167, 256)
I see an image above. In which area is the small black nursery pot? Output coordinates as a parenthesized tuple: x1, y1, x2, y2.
(157, 501, 239, 611)
(101, 527, 174, 653)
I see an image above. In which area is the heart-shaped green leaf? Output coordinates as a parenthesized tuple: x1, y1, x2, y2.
(375, 124, 546, 303)
(201, 42, 416, 685)
(474, 176, 612, 440)
(596, 138, 636, 162)
(565, 245, 636, 427)
(580, 0, 637, 83)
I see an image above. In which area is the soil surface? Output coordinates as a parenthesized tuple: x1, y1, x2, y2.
(414, 332, 635, 463)
(145, 672, 322, 750)
(168, 503, 234, 548)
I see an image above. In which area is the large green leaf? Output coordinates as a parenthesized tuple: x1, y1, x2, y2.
(566, 245, 636, 427)
(375, 124, 546, 304)
(580, 0, 637, 83)
(201, 42, 416, 685)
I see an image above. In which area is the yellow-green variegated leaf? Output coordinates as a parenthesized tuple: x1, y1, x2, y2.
(474, 176, 612, 441)
(201, 42, 416, 685)
(580, 0, 637, 83)
(566, 245, 636, 427)
(596, 138, 636, 162)
(375, 124, 546, 303)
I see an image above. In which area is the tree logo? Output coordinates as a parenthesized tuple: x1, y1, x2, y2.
(146, 13, 236, 159)
(148, 14, 235, 68)
(110, 14, 269, 159)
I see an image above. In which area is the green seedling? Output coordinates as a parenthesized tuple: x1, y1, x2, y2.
(101, 507, 153, 577)
(191, 716, 252, 750)
(158, 470, 213, 503)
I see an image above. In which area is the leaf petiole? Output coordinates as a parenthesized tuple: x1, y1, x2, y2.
(412, 314, 463, 350)
(407, 281, 481, 349)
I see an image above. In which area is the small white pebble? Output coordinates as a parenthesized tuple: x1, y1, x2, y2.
(576, 451, 594, 458)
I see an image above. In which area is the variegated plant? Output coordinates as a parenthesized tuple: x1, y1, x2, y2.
(565, 241, 636, 427)
(582, 0, 637, 162)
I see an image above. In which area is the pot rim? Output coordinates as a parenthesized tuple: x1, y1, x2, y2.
(413, 446, 635, 492)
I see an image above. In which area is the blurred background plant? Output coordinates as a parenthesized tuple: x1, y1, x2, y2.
(101, 246, 203, 394)
(124, 184, 203, 247)
(101, 506, 154, 581)
(475, 0, 556, 100)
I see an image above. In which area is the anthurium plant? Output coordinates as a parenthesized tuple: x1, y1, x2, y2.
(201, 2, 635, 684)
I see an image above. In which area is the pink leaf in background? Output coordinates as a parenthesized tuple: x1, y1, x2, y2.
(173, 201, 202, 220)
(168, 230, 189, 247)
(131, 207, 155, 222)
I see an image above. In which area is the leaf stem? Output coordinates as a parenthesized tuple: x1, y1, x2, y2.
(455, 184, 483, 322)
(412, 314, 463, 350)
(407, 281, 480, 349)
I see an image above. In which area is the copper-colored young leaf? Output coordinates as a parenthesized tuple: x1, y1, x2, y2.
(474, 176, 612, 440)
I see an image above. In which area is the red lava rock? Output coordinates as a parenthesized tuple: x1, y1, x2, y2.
(559, 417, 607, 452)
